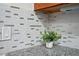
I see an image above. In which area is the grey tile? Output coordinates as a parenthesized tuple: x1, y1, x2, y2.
(27, 18, 34, 20)
(5, 16, 11, 18)
(30, 28, 34, 30)
(25, 43, 34, 46)
(5, 10, 11, 12)
(36, 29, 39, 31)
(0, 21, 4, 23)
(31, 40, 34, 42)
(68, 36, 75, 38)
(36, 20, 39, 22)
(63, 37, 67, 39)
(56, 29, 60, 31)
(20, 42, 24, 44)
(12, 46, 17, 48)
(14, 40, 18, 41)
(52, 27, 55, 28)
(4, 24, 14, 27)
(31, 14, 34, 16)
(20, 23, 24, 25)
(0, 39, 11, 42)
(68, 32, 72, 34)
(0, 47, 4, 49)
(13, 13, 18, 16)
(56, 25, 63, 27)
(0, 32, 2, 34)
(36, 36, 39, 39)
(38, 18, 43, 19)
(14, 29, 19, 31)
(36, 40, 41, 42)
(67, 40, 72, 42)
(27, 36, 31, 38)
(13, 33, 20, 34)
(27, 33, 30, 35)
(30, 25, 41, 27)
(25, 43, 31, 45)
(20, 17, 24, 19)
(62, 41, 67, 43)
(61, 31, 65, 32)
(10, 6, 20, 9)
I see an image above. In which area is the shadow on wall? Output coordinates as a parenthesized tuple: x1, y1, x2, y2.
(35, 11, 50, 31)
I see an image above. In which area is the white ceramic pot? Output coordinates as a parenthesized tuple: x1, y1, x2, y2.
(46, 42, 53, 48)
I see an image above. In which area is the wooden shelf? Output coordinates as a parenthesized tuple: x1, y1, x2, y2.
(34, 3, 70, 14)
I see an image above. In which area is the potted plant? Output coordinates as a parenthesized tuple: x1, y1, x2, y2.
(40, 30, 61, 48)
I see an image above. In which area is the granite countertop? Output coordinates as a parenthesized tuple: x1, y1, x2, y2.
(6, 45, 79, 56)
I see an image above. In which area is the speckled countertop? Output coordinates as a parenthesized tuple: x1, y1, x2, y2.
(6, 45, 79, 56)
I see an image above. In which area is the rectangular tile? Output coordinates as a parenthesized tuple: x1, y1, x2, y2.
(4, 25, 14, 27)
(5, 16, 11, 18)
(27, 18, 34, 20)
(12, 46, 17, 48)
(0, 47, 4, 49)
(20, 17, 24, 19)
(5, 10, 11, 12)
(10, 6, 20, 9)
(0, 21, 4, 23)
(13, 13, 19, 16)
(30, 25, 41, 27)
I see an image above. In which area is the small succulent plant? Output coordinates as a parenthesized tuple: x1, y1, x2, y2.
(40, 30, 61, 42)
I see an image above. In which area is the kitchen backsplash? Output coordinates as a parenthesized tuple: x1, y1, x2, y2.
(0, 3, 48, 55)
(48, 12, 79, 49)
(0, 3, 79, 55)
